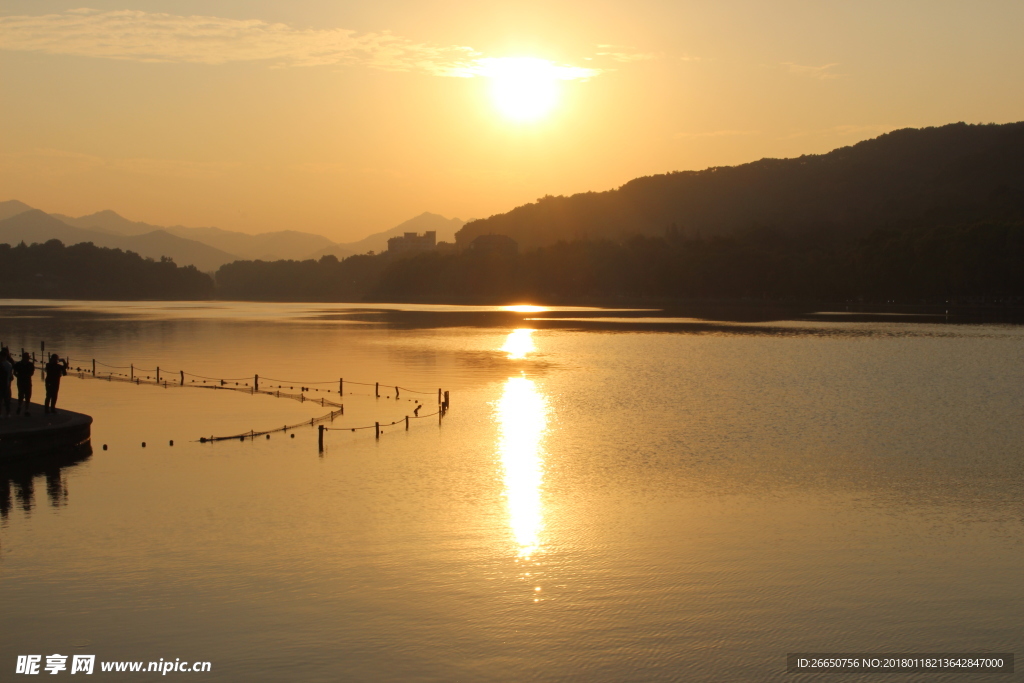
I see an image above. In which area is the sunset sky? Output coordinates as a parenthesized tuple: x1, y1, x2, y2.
(2, 0, 1023, 242)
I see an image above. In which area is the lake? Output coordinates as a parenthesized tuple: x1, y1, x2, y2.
(1, 300, 1021, 681)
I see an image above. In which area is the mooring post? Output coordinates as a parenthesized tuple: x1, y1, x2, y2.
(92, 359, 95, 376)
(130, 364, 134, 381)
(438, 388, 442, 405)
(156, 367, 160, 383)
(444, 391, 450, 410)
(180, 370, 184, 385)
(339, 378, 343, 396)
(254, 374, 259, 391)
(318, 425, 324, 452)
(405, 415, 409, 430)
(375, 382, 379, 398)
(395, 386, 400, 399)
(41, 341, 45, 353)
(375, 422, 380, 439)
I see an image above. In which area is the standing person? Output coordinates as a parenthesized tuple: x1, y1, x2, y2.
(0, 348, 12, 418)
(43, 353, 69, 414)
(13, 351, 35, 417)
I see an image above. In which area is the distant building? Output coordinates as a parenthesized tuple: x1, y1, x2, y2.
(387, 231, 436, 254)
(468, 234, 518, 256)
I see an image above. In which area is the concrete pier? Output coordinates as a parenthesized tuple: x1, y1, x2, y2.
(0, 404, 93, 460)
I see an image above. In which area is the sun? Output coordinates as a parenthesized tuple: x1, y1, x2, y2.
(481, 57, 562, 122)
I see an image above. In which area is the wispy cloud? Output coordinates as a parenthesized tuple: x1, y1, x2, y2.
(784, 124, 897, 140)
(0, 148, 242, 180)
(0, 9, 603, 79)
(596, 44, 658, 63)
(673, 129, 760, 139)
(782, 62, 840, 80)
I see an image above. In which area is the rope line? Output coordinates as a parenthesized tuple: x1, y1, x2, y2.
(71, 356, 439, 396)
(322, 408, 442, 431)
(201, 408, 445, 443)
(64, 356, 452, 444)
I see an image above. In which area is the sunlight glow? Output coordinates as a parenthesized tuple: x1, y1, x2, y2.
(474, 57, 595, 122)
(496, 376, 549, 558)
(503, 304, 548, 313)
(501, 328, 536, 359)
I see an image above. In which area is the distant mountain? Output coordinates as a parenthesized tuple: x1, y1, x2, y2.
(162, 227, 335, 262)
(0, 200, 34, 222)
(53, 210, 335, 260)
(308, 213, 466, 260)
(0, 210, 238, 272)
(456, 121, 1024, 249)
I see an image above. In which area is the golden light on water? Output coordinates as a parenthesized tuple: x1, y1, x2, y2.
(503, 305, 548, 313)
(496, 376, 549, 558)
(501, 328, 536, 359)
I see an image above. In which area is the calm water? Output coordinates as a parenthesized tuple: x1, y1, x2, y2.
(1, 300, 1022, 681)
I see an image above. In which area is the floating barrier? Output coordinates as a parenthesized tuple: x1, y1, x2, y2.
(63, 357, 450, 447)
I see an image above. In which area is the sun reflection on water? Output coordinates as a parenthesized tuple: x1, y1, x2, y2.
(496, 375, 548, 559)
(502, 304, 548, 313)
(501, 328, 536, 359)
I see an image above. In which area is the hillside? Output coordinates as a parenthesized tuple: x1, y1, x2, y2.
(309, 213, 466, 260)
(0, 239, 213, 300)
(456, 122, 1024, 249)
(0, 210, 238, 272)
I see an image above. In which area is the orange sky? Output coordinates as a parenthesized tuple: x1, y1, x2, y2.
(2, 1, 1023, 241)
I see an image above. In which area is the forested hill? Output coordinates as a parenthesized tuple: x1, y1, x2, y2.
(0, 240, 214, 300)
(456, 122, 1024, 249)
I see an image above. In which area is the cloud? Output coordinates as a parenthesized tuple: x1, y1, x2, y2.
(465, 56, 599, 81)
(673, 130, 760, 139)
(0, 148, 241, 180)
(782, 62, 840, 80)
(783, 124, 898, 140)
(0, 9, 513, 77)
(596, 44, 657, 63)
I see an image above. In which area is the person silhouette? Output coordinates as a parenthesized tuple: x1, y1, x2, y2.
(0, 348, 13, 418)
(13, 351, 35, 417)
(43, 353, 69, 414)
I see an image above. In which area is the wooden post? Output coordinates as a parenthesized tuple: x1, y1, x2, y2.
(395, 386, 400, 399)
(375, 422, 380, 439)
(156, 367, 160, 383)
(444, 391, 450, 410)
(180, 370, 184, 385)
(130, 364, 134, 381)
(318, 425, 324, 452)
(254, 374, 259, 391)
(405, 415, 409, 430)
(92, 359, 95, 376)
(375, 382, 379, 398)
(41, 341, 45, 353)
(438, 388, 442, 405)
(339, 378, 343, 396)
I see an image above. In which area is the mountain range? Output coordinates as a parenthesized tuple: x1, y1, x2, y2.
(0, 201, 465, 271)
(456, 121, 1024, 249)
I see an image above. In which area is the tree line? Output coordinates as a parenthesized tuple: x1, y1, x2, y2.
(0, 240, 213, 300)
(369, 222, 1024, 304)
(5, 223, 1024, 305)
